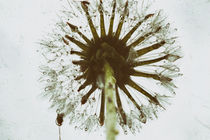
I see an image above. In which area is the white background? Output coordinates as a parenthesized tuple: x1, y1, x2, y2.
(0, 0, 210, 139)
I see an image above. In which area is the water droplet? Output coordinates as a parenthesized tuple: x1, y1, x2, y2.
(124, 130, 128, 135)
(140, 114, 147, 124)
(167, 54, 180, 62)
(45, 87, 49, 91)
(56, 109, 60, 113)
(174, 68, 180, 72)
(128, 119, 132, 129)
(178, 73, 183, 76)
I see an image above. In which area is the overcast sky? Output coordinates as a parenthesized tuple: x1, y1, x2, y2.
(0, 0, 210, 140)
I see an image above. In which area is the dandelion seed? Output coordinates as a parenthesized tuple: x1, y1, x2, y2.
(39, 0, 182, 135)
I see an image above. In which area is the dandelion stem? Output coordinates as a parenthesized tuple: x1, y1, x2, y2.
(104, 61, 118, 140)
(59, 126, 61, 140)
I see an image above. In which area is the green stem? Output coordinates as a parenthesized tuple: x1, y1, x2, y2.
(104, 61, 118, 140)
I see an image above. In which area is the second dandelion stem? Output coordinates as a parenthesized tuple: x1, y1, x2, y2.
(104, 61, 118, 140)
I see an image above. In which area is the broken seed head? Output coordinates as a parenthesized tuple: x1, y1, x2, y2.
(40, 0, 182, 134)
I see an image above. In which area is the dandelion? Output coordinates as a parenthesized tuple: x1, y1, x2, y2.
(39, 0, 182, 139)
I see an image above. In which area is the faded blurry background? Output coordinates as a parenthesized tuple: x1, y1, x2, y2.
(0, 0, 210, 139)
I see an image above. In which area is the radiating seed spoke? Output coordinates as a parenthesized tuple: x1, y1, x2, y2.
(114, 1, 128, 38)
(75, 70, 88, 80)
(136, 41, 166, 56)
(72, 60, 88, 66)
(65, 35, 88, 51)
(81, 85, 97, 104)
(99, 0, 106, 37)
(127, 79, 160, 105)
(70, 50, 87, 58)
(78, 79, 92, 91)
(130, 69, 172, 82)
(128, 27, 161, 48)
(72, 60, 88, 71)
(108, 0, 117, 36)
(115, 85, 127, 124)
(99, 89, 105, 126)
(132, 54, 169, 67)
(81, 2, 99, 40)
(62, 37, 69, 45)
(122, 14, 154, 43)
(118, 84, 142, 111)
(67, 22, 92, 45)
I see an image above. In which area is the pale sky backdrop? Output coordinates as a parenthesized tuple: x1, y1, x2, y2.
(0, 0, 210, 140)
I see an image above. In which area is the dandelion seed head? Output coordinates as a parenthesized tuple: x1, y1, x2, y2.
(39, 0, 182, 134)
